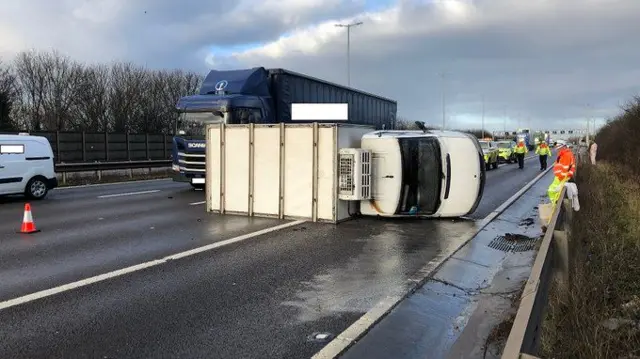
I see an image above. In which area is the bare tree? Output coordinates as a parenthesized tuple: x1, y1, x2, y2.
(9, 49, 202, 134)
(395, 117, 418, 130)
(0, 60, 20, 131)
(109, 62, 148, 132)
(71, 64, 111, 131)
(13, 51, 48, 130)
(39, 51, 84, 131)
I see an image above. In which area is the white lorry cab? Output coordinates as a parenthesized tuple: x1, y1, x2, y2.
(0, 134, 58, 199)
(355, 129, 485, 218)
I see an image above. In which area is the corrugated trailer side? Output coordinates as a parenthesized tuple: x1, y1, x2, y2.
(267, 68, 397, 130)
(205, 122, 374, 223)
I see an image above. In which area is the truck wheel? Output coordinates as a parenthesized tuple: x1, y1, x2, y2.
(25, 176, 49, 200)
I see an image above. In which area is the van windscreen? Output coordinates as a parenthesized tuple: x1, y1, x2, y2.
(396, 137, 443, 215)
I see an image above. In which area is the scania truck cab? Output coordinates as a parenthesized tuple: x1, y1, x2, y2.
(358, 130, 486, 218)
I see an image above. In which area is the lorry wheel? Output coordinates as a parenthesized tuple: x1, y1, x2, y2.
(25, 176, 49, 200)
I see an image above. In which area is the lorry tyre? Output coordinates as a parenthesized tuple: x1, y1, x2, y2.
(25, 176, 49, 200)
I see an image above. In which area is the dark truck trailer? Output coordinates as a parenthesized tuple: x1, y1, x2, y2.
(176, 67, 398, 129)
(172, 67, 397, 188)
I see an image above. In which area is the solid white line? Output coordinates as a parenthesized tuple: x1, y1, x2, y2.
(55, 178, 170, 190)
(0, 220, 306, 312)
(97, 190, 160, 199)
(189, 201, 206, 206)
(312, 165, 554, 359)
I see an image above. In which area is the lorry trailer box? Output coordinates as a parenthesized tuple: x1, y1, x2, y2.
(205, 123, 374, 223)
(177, 67, 398, 129)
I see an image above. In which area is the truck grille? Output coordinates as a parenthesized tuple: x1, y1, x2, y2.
(177, 151, 206, 172)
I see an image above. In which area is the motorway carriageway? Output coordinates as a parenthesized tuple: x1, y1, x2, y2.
(0, 154, 545, 359)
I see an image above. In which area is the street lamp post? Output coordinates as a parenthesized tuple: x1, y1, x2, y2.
(335, 21, 363, 87)
(441, 72, 447, 130)
(481, 95, 485, 138)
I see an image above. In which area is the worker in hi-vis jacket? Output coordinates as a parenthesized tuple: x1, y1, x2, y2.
(514, 139, 527, 169)
(548, 145, 576, 205)
(535, 141, 552, 171)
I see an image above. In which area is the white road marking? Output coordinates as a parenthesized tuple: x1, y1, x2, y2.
(311, 165, 554, 359)
(97, 190, 160, 199)
(55, 178, 170, 190)
(0, 220, 306, 312)
(189, 201, 206, 206)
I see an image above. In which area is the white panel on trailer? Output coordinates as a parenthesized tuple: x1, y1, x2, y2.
(316, 126, 337, 221)
(205, 127, 221, 212)
(252, 126, 281, 216)
(291, 103, 348, 121)
(283, 127, 314, 218)
(224, 127, 250, 213)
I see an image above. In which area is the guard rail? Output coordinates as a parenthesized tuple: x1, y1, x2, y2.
(55, 160, 171, 173)
(501, 186, 573, 359)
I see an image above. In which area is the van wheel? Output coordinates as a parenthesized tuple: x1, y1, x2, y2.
(485, 162, 491, 171)
(492, 159, 499, 169)
(25, 176, 49, 200)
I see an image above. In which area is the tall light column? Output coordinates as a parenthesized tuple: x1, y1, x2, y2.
(335, 21, 363, 87)
(481, 95, 485, 138)
(441, 72, 447, 130)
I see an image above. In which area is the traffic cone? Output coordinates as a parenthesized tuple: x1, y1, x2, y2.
(19, 203, 40, 234)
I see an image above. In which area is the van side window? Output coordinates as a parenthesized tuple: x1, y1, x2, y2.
(0, 144, 24, 154)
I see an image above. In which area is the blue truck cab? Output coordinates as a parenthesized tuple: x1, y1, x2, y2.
(171, 67, 397, 188)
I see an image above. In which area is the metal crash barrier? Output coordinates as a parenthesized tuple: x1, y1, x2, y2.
(501, 186, 574, 359)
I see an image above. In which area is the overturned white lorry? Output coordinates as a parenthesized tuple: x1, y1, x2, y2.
(204, 122, 485, 223)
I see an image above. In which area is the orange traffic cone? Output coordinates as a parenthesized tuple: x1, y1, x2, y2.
(19, 203, 40, 234)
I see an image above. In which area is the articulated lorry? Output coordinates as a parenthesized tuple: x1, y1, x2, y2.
(171, 67, 398, 188)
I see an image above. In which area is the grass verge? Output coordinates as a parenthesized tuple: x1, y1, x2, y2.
(540, 162, 640, 358)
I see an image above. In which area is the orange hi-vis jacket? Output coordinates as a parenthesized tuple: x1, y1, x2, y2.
(553, 147, 576, 181)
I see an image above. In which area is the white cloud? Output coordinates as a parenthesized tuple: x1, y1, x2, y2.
(0, 0, 638, 131)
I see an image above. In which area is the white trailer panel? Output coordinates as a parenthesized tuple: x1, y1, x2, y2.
(253, 127, 281, 215)
(205, 123, 374, 223)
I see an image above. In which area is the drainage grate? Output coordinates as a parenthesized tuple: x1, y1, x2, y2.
(488, 233, 538, 252)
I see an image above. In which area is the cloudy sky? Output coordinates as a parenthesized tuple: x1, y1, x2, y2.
(1, 0, 638, 131)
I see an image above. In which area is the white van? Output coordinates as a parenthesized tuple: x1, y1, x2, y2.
(0, 134, 58, 199)
(359, 130, 485, 218)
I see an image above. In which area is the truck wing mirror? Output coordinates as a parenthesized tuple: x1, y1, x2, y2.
(414, 121, 429, 133)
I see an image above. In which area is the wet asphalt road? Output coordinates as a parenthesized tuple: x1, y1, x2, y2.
(0, 154, 546, 359)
